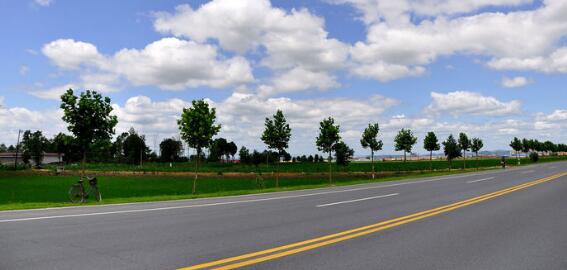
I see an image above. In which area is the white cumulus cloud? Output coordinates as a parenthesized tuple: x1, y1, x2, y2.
(42, 38, 254, 91)
(425, 91, 522, 116)
(501, 76, 531, 88)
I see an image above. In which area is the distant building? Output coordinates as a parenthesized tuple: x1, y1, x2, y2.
(0, 152, 63, 166)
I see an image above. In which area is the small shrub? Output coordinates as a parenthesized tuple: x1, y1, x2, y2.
(529, 152, 539, 162)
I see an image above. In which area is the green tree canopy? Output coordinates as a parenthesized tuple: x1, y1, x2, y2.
(121, 128, 150, 165)
(60, 89, 117, 173)
(471, 138, 484, 156)
(51, 132, 81, 164)
(335, 141, 354, 166)
(423, 131, 440, 159)
(21, 130, 49, 166)
(521, 138, 530, 153)
(160, 138, 183, 162)
(394, 128, 417, 162)
(443, 134, 461, 169)
(239, 146, 251, 164)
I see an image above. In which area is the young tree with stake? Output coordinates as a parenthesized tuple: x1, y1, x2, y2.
(261, 110, 292, 188)
(423, 131, 440, 170)
(509, 137, 523, 165)
(470, 137, 484, 169)
(458, 133, 470, 169)
(178, 99, 221, 194)
(316, 117, 341, 185)
(360, 123, 383, 179)
(394, 128, 417, 162)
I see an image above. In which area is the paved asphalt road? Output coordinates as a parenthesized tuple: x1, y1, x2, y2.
(1, 162, 567, 270)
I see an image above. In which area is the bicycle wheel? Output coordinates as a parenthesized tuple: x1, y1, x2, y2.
(68, 184, 84, 203)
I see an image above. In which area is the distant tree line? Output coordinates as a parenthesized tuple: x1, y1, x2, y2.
(509, 137, 567, 164)
(3, 89, 565, 191)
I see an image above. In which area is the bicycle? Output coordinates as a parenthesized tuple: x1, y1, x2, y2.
(68, 176, 102, 203)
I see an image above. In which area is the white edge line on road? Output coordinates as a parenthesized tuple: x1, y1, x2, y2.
(466, 177, 496, 184)
(316, 193, 399, 207)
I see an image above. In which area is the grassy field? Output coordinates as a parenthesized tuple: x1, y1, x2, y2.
(40, 155, 567, 173)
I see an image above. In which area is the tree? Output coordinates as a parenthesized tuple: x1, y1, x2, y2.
(60, 89, 118, 176)
(529, 152, 539, 162)
(510, 137, 522, 165)
(21, 130, 49, 167)
(239, 146, 251, 164)
(308, 155, 314, 163)
(521, 138, 530, 155)
(51, 133, 81, 163)
(227, 141, 237, 161)
(458, 133, 470, 169)
(261, 110, 292, 188)
(178, 99, 221, 194)
(0, 144, 7, 152)
(316, 117, 341, 185)
(251, 150, 265, 188)
(360, 123, 383, 179)
(335, 141, 354, 166)
(160, 138, 183, 162)
(423, 131, 440, 170)
(443, 134, 461, 170)
(543, 140, 556, 155)
(394, 128, 417, 162)
(208, 138, 228, 162)
(122, 128, 150, 165)
(470, 138, 484, 169)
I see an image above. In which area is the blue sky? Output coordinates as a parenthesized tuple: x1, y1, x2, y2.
(0, 0, 566, 155)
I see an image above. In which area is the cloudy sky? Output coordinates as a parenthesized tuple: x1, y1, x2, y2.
(1, 0, 566, 155)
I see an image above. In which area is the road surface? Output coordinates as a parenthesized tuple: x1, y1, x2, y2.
(1, 162, 567, 269)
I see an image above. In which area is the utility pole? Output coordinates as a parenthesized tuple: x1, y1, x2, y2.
(14, 129, 22, 169)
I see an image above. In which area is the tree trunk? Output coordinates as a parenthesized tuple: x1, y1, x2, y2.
(193, 149, 199, 194)
(328, 152, 332, 185)
(82, 150, 86, 178)
(476, 152, 479, 170)
(371, 151, 375, 179)
(403, 151, 407, 162)
(276, 151, 280, 188)
(462, 150, 466, 169)
(430, 150, 433, 171)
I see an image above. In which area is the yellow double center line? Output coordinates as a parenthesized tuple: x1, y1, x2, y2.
(179, 172, 567, 270)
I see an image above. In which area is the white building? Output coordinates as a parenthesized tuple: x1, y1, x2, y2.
(0, 153, 63, 166)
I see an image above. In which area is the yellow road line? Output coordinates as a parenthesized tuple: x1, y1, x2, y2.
(179, 172, 566, 270)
